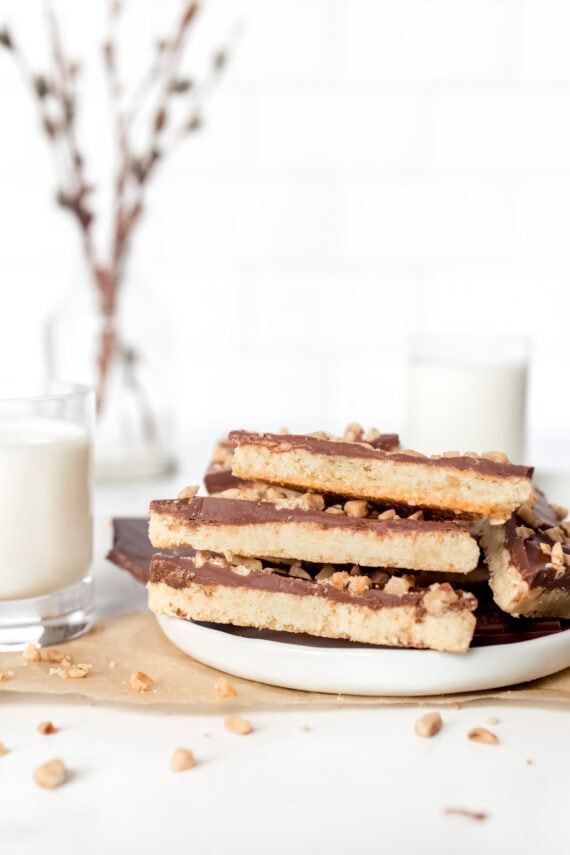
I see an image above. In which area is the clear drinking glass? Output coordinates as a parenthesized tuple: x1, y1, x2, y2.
(0, 382, 95, 650)
(404, 333, 529, 463)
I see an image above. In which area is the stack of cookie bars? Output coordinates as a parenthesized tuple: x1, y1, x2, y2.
(147, 426, 570, 653)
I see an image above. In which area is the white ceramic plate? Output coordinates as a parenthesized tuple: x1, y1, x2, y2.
(156, 616, 570, 696)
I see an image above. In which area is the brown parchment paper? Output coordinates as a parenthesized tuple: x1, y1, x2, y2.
(0, 611, 569, 709)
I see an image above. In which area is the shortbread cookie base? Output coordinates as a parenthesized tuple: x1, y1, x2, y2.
(148, 580, 476, 653)
(481, 522, 570, 619)
(230, 433, 533, 520)
(149, 501, 480, 573)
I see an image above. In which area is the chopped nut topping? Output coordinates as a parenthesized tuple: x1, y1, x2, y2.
(414, 712, 442, 738)
(482, 450, 510, 464)
(348, 575, 372, 595)
(315, 565, 335, 582)
(546, 527, 565, 543)
(362, 427, 381, 443)
(343, 422, 364, 442)
(341, 499, 367, 518)
(349, 564, 361, 575)
(37, 721, 57, 735)
(214, 677, 238, 700)
(288, 564, 312, 580)
(178, 485, 199, 500)
(129, 671, 153, 693)
(378, 508, 397, 520)
(402, 449, 426, 458)
(515, 526, 534, 540)
(540, 542, 552, 556)
(384, 576, 411, 595)
(170, 748, 196, 771)
(518, 504, 541, 528)
(369, 570, 389, 587)
(299, 492, 325, 511)
(407, 510, 424, 521)
(561, 522, 570, 537)
(23, 643, 41, 662)
(468, 727, 499, 745)
(442, 450, 461, 458)
(463, 451, 480, 459)
(325, 506, 345, 515)
(423, 585, 458, 616)
(224, 715, 252, 735)
(552, 504, 569, 521)
(233, 556, 263, 573)
(330, 571, 351, 589)
(551, 541, 564, 563)
(49, 664, 91, 679)
(33, 758, 67, 789)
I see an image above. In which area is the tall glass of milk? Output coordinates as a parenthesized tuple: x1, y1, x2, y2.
(0, 382, 95, 649)
(404, 335, 529, 463)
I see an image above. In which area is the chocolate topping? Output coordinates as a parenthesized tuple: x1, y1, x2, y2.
(229, 431, 534, 479)
(505, 490, 570, 591)
(149, 553, 476, 613)
(150, 496, 470, 535)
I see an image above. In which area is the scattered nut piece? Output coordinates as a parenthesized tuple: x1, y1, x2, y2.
(343, 500, 368, 518)
(551, 541, 565, 567)
(177, 485, 199, 500)
(43, 648, 71, 665)
(214, 677, 238, 700)
(378, 508, 397, 520)
(325, 506, 344, 515)
(369, 570, 389, 587)
(468, 727, 499, 745)
(23, 643, 41, 662)
(414, 712, 442, 738)
(407, 510, 424, 521)
(50, 664, 91, 679)
(442, 450, 461, 458)
(0, 670, 7, 683)
(315, 565, 335, 582)
(423, 584, 459, 615)
(224, 715, 252, 735)
(33, 758, 67, 789)
(129, 671, 153, 693)
(170, 747, 196, 772)
(37, 721, 57, 735)
(485, 717, 500, 726)
(453, 702, 462, 711)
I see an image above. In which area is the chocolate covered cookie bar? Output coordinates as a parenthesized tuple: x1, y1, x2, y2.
(147, 551, 478, 652)
(149, 491, 480, 574)
(480, 491, 570, 618)
(229, 431, 534, 521)
(204, 425, 399, 495)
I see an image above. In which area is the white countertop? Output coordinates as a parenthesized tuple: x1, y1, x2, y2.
(1, 467, 570, 855)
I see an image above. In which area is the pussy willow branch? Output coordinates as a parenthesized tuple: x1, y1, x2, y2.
(1, 0, 230, 421)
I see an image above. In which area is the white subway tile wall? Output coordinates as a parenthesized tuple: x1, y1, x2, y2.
(0, 0, 569, 464)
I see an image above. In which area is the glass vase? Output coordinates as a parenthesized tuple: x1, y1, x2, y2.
(45, 277, 176, 482)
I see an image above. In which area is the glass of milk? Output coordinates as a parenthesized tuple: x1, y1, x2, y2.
(404, 334, 529, 463)
(0, 382, 95, 649)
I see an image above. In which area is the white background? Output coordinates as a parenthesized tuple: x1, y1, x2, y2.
(1, 0, 570, 466)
